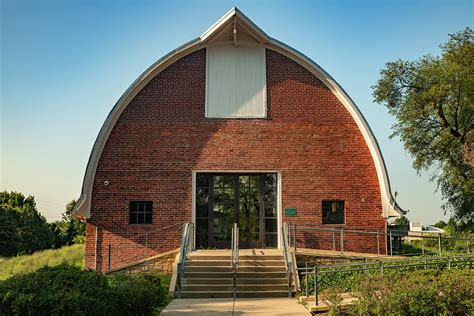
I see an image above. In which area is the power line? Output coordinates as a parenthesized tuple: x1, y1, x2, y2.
(36, 199, 66, 207)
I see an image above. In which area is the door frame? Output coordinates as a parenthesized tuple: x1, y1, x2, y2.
(192, 170, 282, 250)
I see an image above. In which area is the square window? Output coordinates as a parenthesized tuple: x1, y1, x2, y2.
(129, 201, 153, 224)
(322, 201, 344, 225)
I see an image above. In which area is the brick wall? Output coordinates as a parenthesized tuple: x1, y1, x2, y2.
(86, 48, 387, 271)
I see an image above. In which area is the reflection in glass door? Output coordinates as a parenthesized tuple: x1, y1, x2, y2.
(239, 175, 261, 248)
(211, 175, 235, 248)
(195, 173, 278, 249)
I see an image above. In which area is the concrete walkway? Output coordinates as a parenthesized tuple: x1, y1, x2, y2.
(160, 298, 310, 315)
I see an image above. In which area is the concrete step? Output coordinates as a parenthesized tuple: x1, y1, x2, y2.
(188, 255, 284, 261)
(180, 291, 234, 299)
(237, 277, 288, 285)
(237, 271, 287, 278)
(182, 278, 232, 285)
(186, 260, 285, 267)
(184, 266, 232, 273)
(184, 271, 233, 278)
(182, 284, 234, 292)
(184, 271, 287, 279)
(184, 266, 285, 273)
(238, 291, 289, 298)
(181, 284, 289, 292)
(183, 277, 288, 285)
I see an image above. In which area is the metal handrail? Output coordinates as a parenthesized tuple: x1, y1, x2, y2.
(231, 223, 239, 299)
(177, 222, 194, 298)
(281, 222, 293, 297)
(106, 221, 185, 271)
(297, 253, 474, 307)
(288, 223, 473, 256)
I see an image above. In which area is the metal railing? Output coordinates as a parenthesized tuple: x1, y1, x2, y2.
(231, 223, 239, 299)
(105, 221, 184, 272)
(287, 223, 473, 256)
(281, 222, 293, 297)
(298, 254, 474, 307)
(177, 222, 194, 298)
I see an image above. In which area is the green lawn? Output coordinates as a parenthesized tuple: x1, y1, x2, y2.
(0, 243, 84, 280)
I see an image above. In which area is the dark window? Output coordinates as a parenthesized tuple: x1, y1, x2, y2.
(129, 201, 153, 224)
(322, 201, 344, 224)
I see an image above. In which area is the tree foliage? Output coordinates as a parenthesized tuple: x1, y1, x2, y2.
(392, 215, 410, 227)
(373, 28, 474, 223)
(0, 191, 54, 256)
(50, 200, 86, 248)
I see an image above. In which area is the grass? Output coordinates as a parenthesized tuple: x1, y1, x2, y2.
(0, 243, 84, 280)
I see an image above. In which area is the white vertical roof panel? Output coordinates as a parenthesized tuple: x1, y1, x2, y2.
(206, 43, 266, 118)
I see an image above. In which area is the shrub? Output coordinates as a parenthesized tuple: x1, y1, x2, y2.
(351, 269, 474, 315)
(0, 265, 169, 315)
(300, 256, 473, 296)
(108, 273, 168, 315)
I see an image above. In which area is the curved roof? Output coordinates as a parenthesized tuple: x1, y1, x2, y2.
(73, 7, 405, 218)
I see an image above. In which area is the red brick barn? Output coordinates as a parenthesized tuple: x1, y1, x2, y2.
(74, 8, 404, 272)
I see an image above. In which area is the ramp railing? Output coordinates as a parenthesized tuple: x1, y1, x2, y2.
(281, 222, 293, 297)
(231, 223, 239, 299)
(176, 222, 194, 298)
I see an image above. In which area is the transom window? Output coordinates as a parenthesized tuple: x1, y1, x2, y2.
(129, 201, 153, 224)
(322, 201, 344, 225)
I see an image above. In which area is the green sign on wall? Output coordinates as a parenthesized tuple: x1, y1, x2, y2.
(284, 208, 297, 217)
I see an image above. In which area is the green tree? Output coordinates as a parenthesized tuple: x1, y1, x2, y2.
(393, 215, 410, 227)
(432, 220, 448, 229)
(0, 207, 19, 256)
(51, 199, 86, 247)
(373, 28, 474, 223)
(0, 191, 54, 256)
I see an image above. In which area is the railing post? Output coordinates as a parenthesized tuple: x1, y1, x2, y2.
(293, 223, 297, 251)
(287, 222, 291, 247)
(376, 233, 380, 255)
(421, 232, 425, 256)
(305, 262, 309, 299)
(314, 267, 319, 307)
(340, 228, 344, 254)
(145, 233, 149, 258)
(333, 227, 336, 253)
(438, 233, 442, 254)
(379, 261, 384, 275)
(107, 244, 111, 272)
(389, 230, 393, 256)
(467, 240, 470, 254)
(364, 258, 368, 275)
(447, 257, 451, 270)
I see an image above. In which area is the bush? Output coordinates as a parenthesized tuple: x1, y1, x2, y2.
(351, 269, 474, 315)
(0, 265, 169, 315)
(300, 256, 473, 295)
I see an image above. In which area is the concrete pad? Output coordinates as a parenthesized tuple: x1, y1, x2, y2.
(160, 298, 309, 315)
(234, 298, 309, 315)
(160, 298, 234, 315)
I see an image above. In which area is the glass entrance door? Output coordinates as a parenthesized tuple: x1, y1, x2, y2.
(195, 173, 278, 249)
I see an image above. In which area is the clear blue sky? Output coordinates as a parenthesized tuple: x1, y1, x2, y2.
(1, 0, 472, 223)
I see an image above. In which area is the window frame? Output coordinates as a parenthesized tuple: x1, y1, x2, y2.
(129, 201, 153, 225)
(321, 200, 345, 225)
